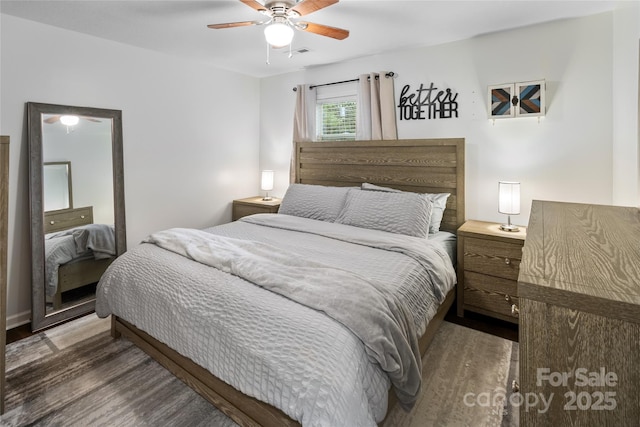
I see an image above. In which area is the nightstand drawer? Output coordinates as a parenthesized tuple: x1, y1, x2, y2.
(232, 203, 278, 220)
(232, 197, 281, 221)
(463, 237, 522, 281)
(464, 271, 519, 322)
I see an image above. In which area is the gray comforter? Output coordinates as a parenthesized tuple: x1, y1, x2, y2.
(96, 214, 456, 426)
(44, 223, 116, 296)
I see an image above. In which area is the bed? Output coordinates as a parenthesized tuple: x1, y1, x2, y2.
(44, 206, 116, 310)
(96, 138, 465, 426)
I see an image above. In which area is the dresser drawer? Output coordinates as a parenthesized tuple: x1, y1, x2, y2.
(463, 271, 519, 322)
(463, 237, 522, 281)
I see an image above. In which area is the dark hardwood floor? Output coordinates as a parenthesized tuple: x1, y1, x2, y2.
(7, 323, 34, 344)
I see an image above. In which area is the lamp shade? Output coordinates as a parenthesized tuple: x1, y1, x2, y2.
(261, 170, 274, 192)
(264, 22, 294, 48)
(498, 181, 520, 215)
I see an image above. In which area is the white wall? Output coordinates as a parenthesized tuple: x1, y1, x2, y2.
(261, 11, 639, 228)
(612, 1, 640, 206)
(0, 15, 261, 328)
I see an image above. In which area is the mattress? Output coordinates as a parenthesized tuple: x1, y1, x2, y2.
(96, 214, 456, 426)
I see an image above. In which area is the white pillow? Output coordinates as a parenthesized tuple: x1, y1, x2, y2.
(361, 183, 450, 234)
(278, 184, 354, 222)
(335, 188, 432, 238)
(424, 193, 450, 233)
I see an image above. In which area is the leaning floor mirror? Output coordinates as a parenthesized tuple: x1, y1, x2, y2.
(27, 102, 126, 331)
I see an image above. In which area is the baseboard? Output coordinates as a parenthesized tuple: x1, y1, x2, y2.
(7, 310, 31, 330)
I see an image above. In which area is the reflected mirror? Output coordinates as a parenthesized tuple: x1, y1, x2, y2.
(28, 102, 126, 331)
(43, 162, 73, 211)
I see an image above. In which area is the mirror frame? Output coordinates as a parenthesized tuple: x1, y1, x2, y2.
(27, 102, 126, 331)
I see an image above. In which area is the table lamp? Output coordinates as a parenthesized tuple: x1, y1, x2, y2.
(498, 181, 520, 232)
(261, 170, 274, 201)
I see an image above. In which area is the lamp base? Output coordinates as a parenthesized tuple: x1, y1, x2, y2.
(500, 223, 520, 232)
(262, 196, 273, 201)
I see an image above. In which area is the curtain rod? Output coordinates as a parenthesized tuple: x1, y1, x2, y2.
(292, 72, 395, 92)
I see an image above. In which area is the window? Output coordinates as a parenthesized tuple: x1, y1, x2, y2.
(315, 83, 357, 141)
(316, 98, 356, 141)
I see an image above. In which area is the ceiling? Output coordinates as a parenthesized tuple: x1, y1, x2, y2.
(0, 0, 616, 78)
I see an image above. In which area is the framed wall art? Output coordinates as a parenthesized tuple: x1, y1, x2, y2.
(488, 83, 515, 119)
(488, 79, 546, 119)
(515, 80, 545, 117)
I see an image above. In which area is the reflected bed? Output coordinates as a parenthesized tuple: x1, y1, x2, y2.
(44, 206, 115, 310)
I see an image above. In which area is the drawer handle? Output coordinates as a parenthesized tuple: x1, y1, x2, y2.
(505, 295, 520, 317)
(50, 220, 55, 225)
(512, 380, 520, 393)
(80, 215, 85, 219)
(504, 257, 511, 265)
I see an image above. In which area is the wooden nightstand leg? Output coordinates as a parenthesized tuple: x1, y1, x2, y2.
(456, 234, 465, 317)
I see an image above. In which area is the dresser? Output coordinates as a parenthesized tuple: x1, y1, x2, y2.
(518, 200, 640, 425)
(0, 136, 9, 414)
(456, 220, 526, 323)
(232, 196, 281, 221)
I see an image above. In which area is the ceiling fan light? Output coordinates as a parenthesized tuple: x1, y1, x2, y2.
(60, 115, 80, 126)
(264, 22, 294, 48)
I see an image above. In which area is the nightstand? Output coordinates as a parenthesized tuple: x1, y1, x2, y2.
(456, 220, 526, 323)
(232, 196, 281, 221)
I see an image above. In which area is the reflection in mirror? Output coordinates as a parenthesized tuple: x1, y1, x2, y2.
(43, 162, 73, 211)
(28, 103, 126, 331)
(42, 117, 114, 315)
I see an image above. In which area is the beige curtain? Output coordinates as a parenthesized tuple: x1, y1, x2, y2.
(356, 72, 397, 140)
(291, 84, 316, 182)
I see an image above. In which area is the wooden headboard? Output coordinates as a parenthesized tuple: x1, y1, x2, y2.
(44, 206, 94, 234)
(295, 138, 465, 233)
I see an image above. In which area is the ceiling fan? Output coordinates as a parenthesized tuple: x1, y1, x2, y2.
(207, 0, 349, 48)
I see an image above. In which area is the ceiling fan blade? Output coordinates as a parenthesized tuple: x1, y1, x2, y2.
(290, 0, 339, 17)
(298, 22, 349, 40)
(207, 21, 262, 29)
(239, 0, 268, 13)
(43, 115, 60, 124)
